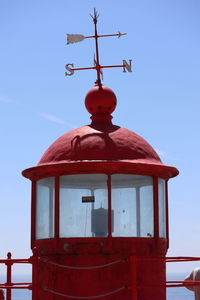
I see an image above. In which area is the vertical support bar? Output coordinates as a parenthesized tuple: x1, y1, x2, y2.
(31, 181, 36, 249)
(49, 182, 54, 238)
(5, 252, 12, 300)
(153, 177, 159, 238)
(92, 9, 102, 86)
(136, 187, 141, 237)
(107, 175, 112, 239)
(130, 255, 137, 300)
(165, 180, 169, 248)
(55, 177, 60, 240)
(0, 289, 4, 300)
(91, 189, 95, 237)
(31, 247, 38, 300)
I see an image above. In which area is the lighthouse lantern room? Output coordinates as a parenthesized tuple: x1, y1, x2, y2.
(22, 9, 179, 300)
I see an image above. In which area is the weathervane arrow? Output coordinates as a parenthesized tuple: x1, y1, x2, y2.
(66, 31, 127, 44)
(65, 8, 132, 86)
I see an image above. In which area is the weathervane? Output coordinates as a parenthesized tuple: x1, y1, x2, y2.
(65, 8, 132, 87)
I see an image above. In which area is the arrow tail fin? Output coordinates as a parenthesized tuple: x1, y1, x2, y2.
(67, 34, 85, 44)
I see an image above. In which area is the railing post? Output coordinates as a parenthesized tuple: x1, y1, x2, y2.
(0, 289, 5, 300)
(30, 247, 38, 300)
(5, 252, 13, 300)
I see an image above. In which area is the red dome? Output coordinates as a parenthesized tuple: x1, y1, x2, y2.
(22, 121, 178, 180)
(22, 86, 179, 180)
(38, 123, 160, 164)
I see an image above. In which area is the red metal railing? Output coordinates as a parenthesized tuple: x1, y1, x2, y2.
(1, 253, 200, 299)
(0, 252, 33, 300)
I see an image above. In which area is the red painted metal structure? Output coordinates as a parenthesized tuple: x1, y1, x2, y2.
(21, 82, 179, 300)
(0, 252, 32, 300)
(2, 8, 200, 300)
(1, 254, 200, 299)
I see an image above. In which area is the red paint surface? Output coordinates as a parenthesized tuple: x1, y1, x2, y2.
(22, 122, 178, 180)
(34, 238, 167, 300)
(22, 86, 179, 299)
(85, 85, 117, 115)
(39, 125, 160, 164)
(23, 85, 178, 180)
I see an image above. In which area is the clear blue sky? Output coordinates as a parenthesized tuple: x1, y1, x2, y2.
(0, 0, 200, 275)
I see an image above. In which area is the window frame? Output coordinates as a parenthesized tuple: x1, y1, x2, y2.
(33, 173, 167, 241)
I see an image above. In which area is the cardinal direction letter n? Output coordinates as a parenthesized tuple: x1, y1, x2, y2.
(123, 59, 132, 73)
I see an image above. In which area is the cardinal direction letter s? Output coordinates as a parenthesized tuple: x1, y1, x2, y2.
(65, 64, 74, 76)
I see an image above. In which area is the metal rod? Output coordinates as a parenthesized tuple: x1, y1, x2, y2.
(72, 66, 96, 71)
(101, 65, 124, 69)
(84, 33, 127, 39)
(6, 253, 12, 300)
(0, 259, 30, 263)
(31, 248, 38, 300)
(93, 9, 101, 86)
(0, 286, 31, 289)
(72, 65, 124, 72)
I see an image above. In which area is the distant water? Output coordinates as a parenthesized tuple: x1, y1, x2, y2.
(2, 273, 194, 299)
(167, 273, 193, 300)
(4, 275, 32, 300)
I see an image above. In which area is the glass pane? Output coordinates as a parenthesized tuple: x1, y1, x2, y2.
(112, 174, 153, 237)
(158, 179, 166, 238)
(140, 186, 153, 237)
(59, 174, 108, 238)
(36, 177, 54, 239)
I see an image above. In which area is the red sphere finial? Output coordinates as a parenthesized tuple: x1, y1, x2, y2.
(85, 85, 117, 122)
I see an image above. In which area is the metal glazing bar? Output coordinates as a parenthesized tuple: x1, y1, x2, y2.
(49, 183, 54, 238)
(55, 177, 60, 239)
(107, 175, 112, 238)
(136, 187, 141, 237)
(165, 180, 169, 247)
(31, 181, 36, 248)
(153, 177, 159, 238)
